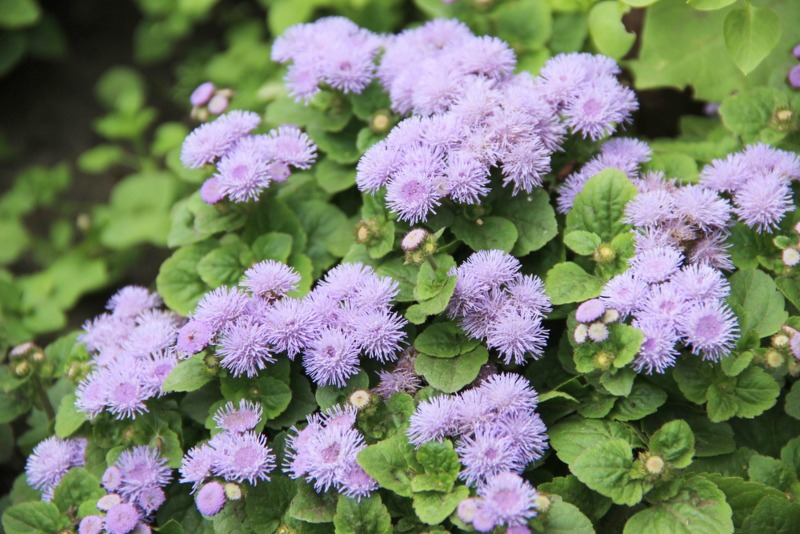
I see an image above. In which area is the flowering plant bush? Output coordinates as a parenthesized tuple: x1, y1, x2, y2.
(3, 2, 800, 534)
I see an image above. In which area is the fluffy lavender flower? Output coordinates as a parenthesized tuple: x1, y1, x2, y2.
(196, 481, 226, 516)
(26, 437, 87, 500)
(385, 163, 444, 224)
(456, 429, 523, 487)
(141, 350, 178, 396)
(496, 411, 548, 464)
(213, 400, 263, 433)
(475, 472, 538, 531)
(356, 140, 401, 191)
(480, 373, 539, 416)
(180, 111, 260, 168)
(576, 299, 606, 323)
(115, 446, 172, 501)
(486, 309, 547, 365)
(304, 426, 365, 493)
(262, 126, 317, 169)
(732, 172, 794, 233)
(76, 372, 110, 418)
(105, 502, 141, 534)
(602, 272, 650, 317)
(210, 432, 276, 485)
(176, 320, 213, 356)
(349, 275, 400, 311)
(563, 78, 637, 140)
(556, 170, 591, 214)
(241, 260, 301, 301)
(216, 137, 271, 202)
(374, 358, 422, 400)
(302, 328, 360, 387)
(121, 310, 178, 358)
(180, 445, 215, 492)
(107, 286, 161, 319)
(673, 185, 731, 230)
(632, 318, 680, 374)
(408, 396, 457, 446)
(351, 309, 406, 362)
(339, 464, 379, 500)
(742, 143, 800, 179)
(639, 284, 688, 326)
(217, 316, 276, 378)
(448, 250, 521, 316)
(104, 363, 150, 420)
(103, 466, 122, 492)
(137, 487, 166, 514)
(505, 275, 552, 318)
(79, 515, 104, 534)
(699, 153, 749, 193)
(624, 189, 676, 228)
(261, 298, 320, 359)
(629, 246, 684, 284)
(677, 301, 739, 361)
(79, 313, 128, 354)
(456, 35, 516, 80)
(688, 231, 734, 271)
(200, 177, 225, 204)
(498, 136, 551, 194)
(193, 286, 249, 333)
(671, 263, 730, 301)
(600, 137, 652, 169)
(446, 151, 490, 204)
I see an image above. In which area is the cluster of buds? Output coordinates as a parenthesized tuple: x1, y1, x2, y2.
(190, 82, 233, 121)
(777, 222, 800, 267)
(770, 324, 800, 375)
(401, 228, 439, 266)
(573, 299, 620, 345)
(8, 341, 47, 379)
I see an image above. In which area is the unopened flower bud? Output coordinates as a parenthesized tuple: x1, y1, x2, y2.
(766, 349, 784, 368)
(204, 354, 220, 371)
(602, 309, 620, 323)
(10, 341, 36, 358)
(534, 494, 551, 514)
(574, 323, 589, 344)
(457, 498, 479, 523)
(207, 93, 229, 115)
(349, 389, 371, 409)
(593, 350, 615, 371)
(370, 110, 392, 133)
(122, 426, 136, 443)
(77, 213, 91, 231)
(190, 82, 216, 107)
(783, 248, 800, 267)
(587, 322, 609, 343)
(645, 455, 665, 475)
(31, 350, 45, 363)
(224, 482, 242, 500)
(404, 250, 426, 266)
(402, 228, 429, 252)
(97, 493, 122, 511)
(13, 361, 29, 377)
(773, 334, 790, 348)
(593, 243, 615, 263)
(267, 161, 291, 183)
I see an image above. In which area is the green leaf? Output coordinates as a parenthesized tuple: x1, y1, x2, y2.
(688, 0, 736, 9)
(250, 232, 293, 264)
(414, 346, 488, 394)
(609, 381, 667, 422)
(411, 440, 460, 493)
(785, 381, 800, 421)
(267, 0, 315, 35)
(157, 241, 213, 315)
(549, 416, 644, 465)
(197, 243, 247, 289)
(412, 486, 470, 526)
(649, 420, 695, 469)
(333, 494, 392, 534)
(377, 258, 417, 303)
(414, 254, 456, 302)
(570, 438, 650, 505)
(288, 482, 336, 524)
(545, 262, 604, 305)
(740, 494, 800, 534)
(162, 353, 213, 393)
(291, 200, 352, 276)
(77, 145, 127, 174)
(0, 393, 31, 424)
(245, 475, 296, 532)
(1, 501, 69, 534)
(539, 475, 612, 523)
(537, 499, 595, 534)
(489, 0, 553, 52)
(494, 189, 558, 255)
(0, 0, 41, 29)
(357, 434, 420, 498)
(748, 454, 796, 493)
(726, 366, 780, 420)
(623, 476, 733, 534)
(54, 393, 86, 438)
(588, 1, 635, 59)
(701, 473, 786, 529)
(414, 322, 479, 359)
(316, 157, 356, 194)
(723, 5, 781, 75)
(564, 231, 601, 256)
(451, 216, 518, 253)
(718, 87, 785, 142)
(565, 169, 637, 242)
(729, 268, 787, 338)
(52, 468, 104, 515)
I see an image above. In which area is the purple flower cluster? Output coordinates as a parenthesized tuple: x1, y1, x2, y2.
(180, 111, 317, 204)
(76, 286, 181, 420)
(178, 261, 407, 386)
(271, 17, 383, 102)
(447, 251, 551, 364)
(284, 405, 378, 500)
(407, 373, 548, 488)
(458, 472, 538, 533)
(374, 351, 422, 400)
(180, 400, 275, 516)
(590, 174, 740, 373)
(80, 446, 172, 534)
(25, 436, 87, 501)
(556, 137, 652, 213)
(354, 19, 636, 224)
(699, 143, 800, 233)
